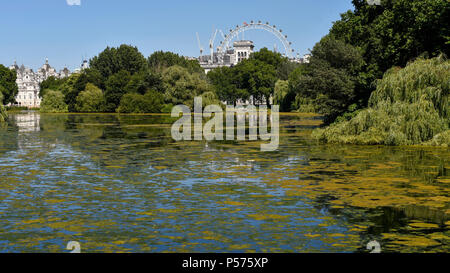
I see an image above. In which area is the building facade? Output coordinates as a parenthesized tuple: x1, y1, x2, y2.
(198, 40, 255, 73)
(198, 40, 310, 74)
(9, 59, 72, 108)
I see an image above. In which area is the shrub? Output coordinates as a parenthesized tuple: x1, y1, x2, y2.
(75, 83, 105, 112)
(0, 91, 7, 122)
(117, 90, 163, 113)
(40, 90, 68, 113)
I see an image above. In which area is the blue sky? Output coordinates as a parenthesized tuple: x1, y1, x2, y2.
(0, 0, 354, 71)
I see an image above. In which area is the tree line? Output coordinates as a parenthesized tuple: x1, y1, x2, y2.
(38, 46, 220, 114)
(1, 0, 448, 131)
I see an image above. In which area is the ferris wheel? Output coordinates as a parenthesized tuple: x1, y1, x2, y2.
(216, 21, 295, 59)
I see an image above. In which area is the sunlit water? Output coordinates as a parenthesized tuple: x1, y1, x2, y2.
(0, 111, 448, 253)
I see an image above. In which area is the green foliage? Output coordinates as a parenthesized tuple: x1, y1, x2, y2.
(90, 45, 148, 79)
(277, 60, 300, 81)
(162, 65, 212, 108)
(117, 90, 164, 113)
(5, 106, 28, 111)
(40, 90, 68, 113)
(369, 56, 449, 119)
(273, 80, 290, 111)
(39, 76, 67, 98)
(250, 48, 284, 68)
(290, 36, 363, 123)
(161, 104, 174, 113)
(207, 66, 247, 105)
(148, 51, 203, 73)
(83, 68, 105, 90)
(313, 57, 450, 146)
(208, 48, 287, 106)
(292, 96, 318, 114)
(124, 70, 164, 95)
(330, 0, 450, 103)
(104, 70, 132, 112)
(0, 91, 7, 123)
(233, 57, 277, 105)
(310, 35, 364, 73)
(424, 130, 450, 147)
(0, 64, 18, 105)
(200, 91, 222, 108)
(75, 83, 105, 112)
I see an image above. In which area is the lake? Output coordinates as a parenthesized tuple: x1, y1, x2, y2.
(0, 111, 448, 253)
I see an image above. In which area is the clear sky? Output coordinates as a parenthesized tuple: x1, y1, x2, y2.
(0, 0, 354, 71)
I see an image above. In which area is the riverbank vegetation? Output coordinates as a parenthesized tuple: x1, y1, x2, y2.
(312, 56, 449, 146)
(0, 92, 7, 123)
(38, 46, 219, 114)
(0, 64, 18, 122)
(309, 0, 449, 146)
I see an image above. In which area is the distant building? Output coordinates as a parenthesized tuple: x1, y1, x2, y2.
(233, 40, 254, 64)
(199, 40, 255, 73)
(73, 59, 89, 74)
(9, 59, 71, 108)
(198, 40, 310, 73)
(303, 54, 311, 64)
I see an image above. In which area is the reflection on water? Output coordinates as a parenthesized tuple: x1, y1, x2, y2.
(0, 111, 448, 253)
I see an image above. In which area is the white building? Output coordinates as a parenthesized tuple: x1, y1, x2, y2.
(199, 40, 255, 73)
(233, 40, 254, 64)
(198, 40, 311, 73)
(72, 59, 89, 74)
(9, 59, 71, 108)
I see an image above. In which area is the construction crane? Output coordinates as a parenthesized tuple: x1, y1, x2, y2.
(209, 29, 218, 64)
(196, 32, 204, 56)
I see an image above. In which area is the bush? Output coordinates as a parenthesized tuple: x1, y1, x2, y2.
(75, 83, 105, 112)
(0, 91, 7, 122)
(161, 104, 174, 113)
(117, 90, 163, 113)
(40, 90, 68, 113)
(313, 56, 449, 146)
(290, 36, 364, 123)
(273, 80, 291, 111)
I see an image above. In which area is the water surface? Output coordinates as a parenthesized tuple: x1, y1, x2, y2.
(0, 112, 448, 252)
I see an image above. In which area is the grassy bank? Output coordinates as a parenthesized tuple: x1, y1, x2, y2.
(313, 56, 449, 147)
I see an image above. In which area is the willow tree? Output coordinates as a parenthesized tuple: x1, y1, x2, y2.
(313, 56, 449, 146)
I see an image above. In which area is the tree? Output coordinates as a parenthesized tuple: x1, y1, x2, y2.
(290, 36, 364, 123)
(207, 48, 284, 106)
(207, 66, 248, 105)
(124, 71, 164, 95)
(234, 58, 277, 105)
(0, 91, 7, 122)
(60, 73, 89, 112)
(75, 83, 105, 112)
(148, 51, 203, 73)
(40, 90, 68, 113)
(251, 47, 284, 65)
(273, 80, 291, 111)
(313, 56, 450, 146)
(83, 68, 105, 90)
(0, 64, 18, 105)
(162, 65, 212, 108)
(330, 0, 450, 102)
(104, 70, 131, 112)
(39, 76, 67, 98)
(117, 90, 164, 113)
(90, 45, 148, 79)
